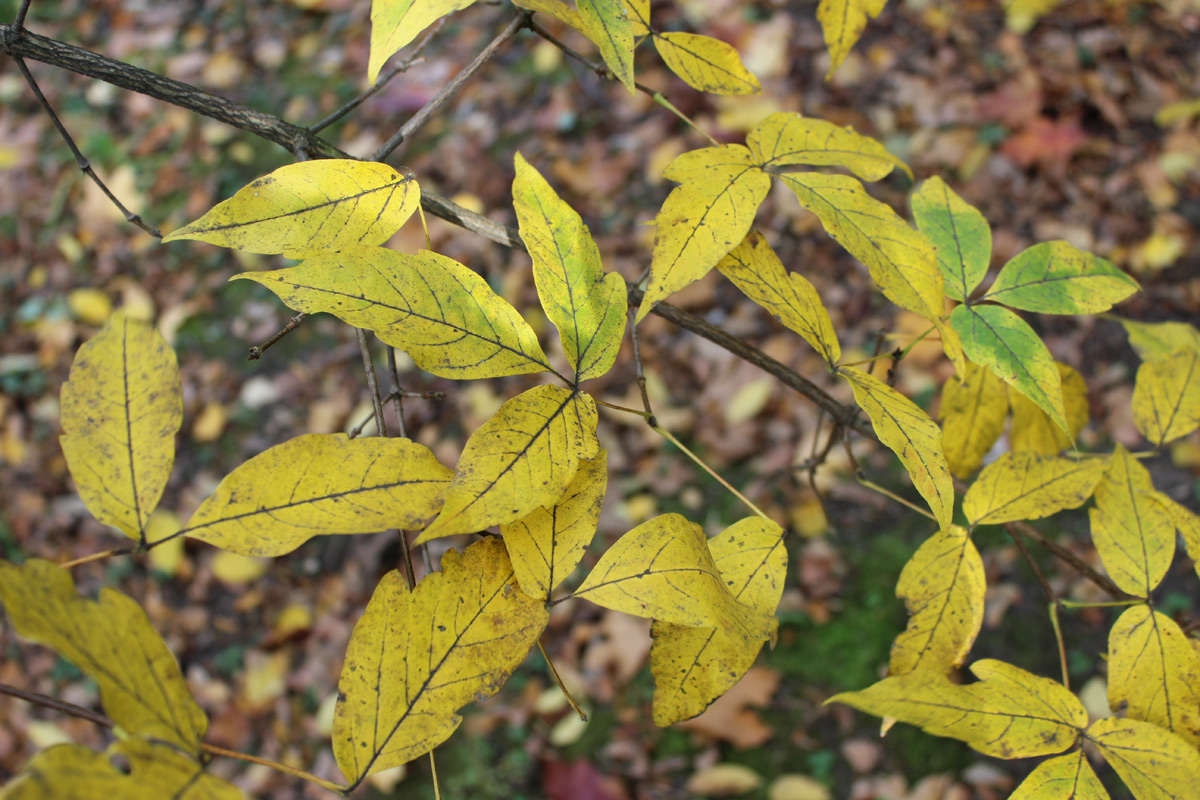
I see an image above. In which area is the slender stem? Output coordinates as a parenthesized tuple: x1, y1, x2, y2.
(855, 477, 936, 521)
(651, 91, 719, 147)
(356, 329, 388, 438)
(653, 426, 769, 520)
(386, 348, 408, 439)
(1003, 518, 1129, 601)
(248, 313, 307, 361)
(593, 398, 652, 419)
(200, 744, 348, 795)
(537, 641, 588, 721)
(59, 547, 135, 569)
(1007, 525, 1055, 603)
(1058, 598, 1144, 609)
(429, 750, 442, 800)
(1047, 602, 1070, 691)
(14, 0, 32, 30)
(628, 308, 655, 424)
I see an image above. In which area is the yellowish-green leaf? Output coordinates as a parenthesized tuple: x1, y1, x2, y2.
(1010, 362, 1088, 455)
(717, 230, 840, 366)
(368, 0, 475, 84)
(1108, 605, 1200, 747)
(747, 112, 910, 181)
(653, 32, 761, 95)
(839, 366, 953, 530)
(625, 0, 649, 36)
(183, 434, 452, 557)
(1086, 717, 1200, 800)
(0, 560, 206, 756)
(574, 513, 777, 646)
(950, 303, 1069, 433)
(578, 0, 636, 93)
(164, 161, 419, 257)
(888, 525, 985, 676)
(638, 145, 770, 322)
(911, 176, 991, 302)
(1148, 492, 1200, 582)
(60, 312, 180, 542)
(512, 153, 626, 381)
(511, 0, 588, 35)
(1089, 445, 1174, 598)
(650, 517, 786, 725)
(963, 453, 1107, 527)
(502, 450, 607, 601)
(936, 317, 967, 375)
(830, 659, 1085, 759)
(1117, 318, 1200, 362)
(420, 386, 598, 541)
(984, 241, 1139, 315)
(2, 740, 241, 800)
(333, 538, 547, 783)
(1009, 751, 1108, 800)
(939, 359, 1007, 479)
(817, 0, 886, 78)
(1133, 348, 1200, 447)
(234, 246, 552, 380)
(781, 173, 943, 322)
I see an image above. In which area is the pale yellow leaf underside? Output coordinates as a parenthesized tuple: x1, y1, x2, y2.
(963, 452, 1108, 527)
(369, 0, 477, 84)
(939, 359, 1007, 479)
(654, 32, 761, 95)
(1108, 605, 1200, 747)
(1133, 348, 1200, 447)
(747, 112, 909, 181)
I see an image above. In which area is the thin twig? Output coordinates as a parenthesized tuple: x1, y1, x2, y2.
(248, 313, 307, 360)
(356, 329, 388, 438)
(627, 308, 655, 425)
(537, 641, 588, 721)
(59, 547, 135, 569)
(386, 347, 408, 439)
(1047, 602, 1070, 691)
(1007, 525, 1055, 604)
(654, 425, 769, 520)
(200, 743, 348, 795)
(14, 0, 32, 31)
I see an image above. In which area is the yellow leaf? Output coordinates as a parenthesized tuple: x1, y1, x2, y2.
(650, 517, 786, 725)
(512, 153, 627, 381)
(210, 551, 269, 584)
(1010, 362, 1088, 455)
(235, 246, 552, 380)
(1009, 751, 1108, 800)
(817, 0, 886, 78)
(939, 359, 1007, 479)
(333, 538, 548, 783)
(369, 0, 475, 83)
(1005, 0, 1059, 33)
(625, 0, 650, 36)
(574, 513, 778, 646)
(780, 173, 944, 322)
(984, 241, 1138, 315)
(1108, 605, 1200, 747)
(511, 0, 589, 36)
(1090, 446, 1174, 597)
(1133, 348, 1200, 447)
(577, 0, 636, 93)
(2, 740, 241, 800)
(839, 366, 954, 530)
(963, 452, 1107, 527)
(1117, 318, 1200, 362)
(67, 287, 113, 325)
(936, 317, 967, 376)
(164, 161, 419, 257)
(768, 775, 832, 800)
(420, 386, 599, 541)
(638, 145, 771, 322)
(888, 525, 984, 676)
(146, 509, 185, 576)
(1149, 492, 1200, 581)
(502, 450, 608, 601)
(60, 312, 181, 541)
(910, 176, 992, 302)
(1086, 717, 1200, 800)
(686, 763, 763, 796)
(1155, 98, 1200, 127)
(0, 560, 207, 756)
(718, 230, 841, 367)
(747, 112, 910, 180)
(184, 434, 452, 557)
(830, 659, 1085, 759)
(654, 32, 761, 96)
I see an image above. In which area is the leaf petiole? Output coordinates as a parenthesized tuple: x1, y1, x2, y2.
(652, 425, 770, 520)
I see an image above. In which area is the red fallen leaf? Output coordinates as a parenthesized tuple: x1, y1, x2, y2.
(1000, 116, 1086, 177)
(542, 759, 627, 800)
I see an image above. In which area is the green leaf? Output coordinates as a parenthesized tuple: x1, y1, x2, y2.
(984, 241, 1139, 314)
(369, 0, 476, 84)
(911, 176, 991, 302)
(747, 112, 910, 180)
(654, 33, 761, 95)
(577, 0, 636, 93)
(817, 0, 887, 78)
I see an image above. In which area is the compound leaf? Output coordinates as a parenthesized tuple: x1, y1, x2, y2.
(1009, 752, 1108, 800)
(60, 312, 181, 542)
(183, 434, 452, 557)
(911, 176, 991, 302)
(333, 538, 547, 784)
(369, 0, 475, 84)
(654, 32, 761, 95)
(984, 241, 1138, 315)
(1090, 446, 1174, 598)
(1117, 318, 1200, 362)
(0, 560, 207, 757)
(578, 0, 636, 93)
(817, 0, 886, 78)
(1086, 717, 1200, 800)
(164, 161, 419, 257)
(1132, 348, 1200, 447)
(963, 453, 1107, 527)
(1010, 362, 1088, 455)
(939, 359, 1007, 479)
(1108, 606, 1200, 747)
(748, 112, 910, 180)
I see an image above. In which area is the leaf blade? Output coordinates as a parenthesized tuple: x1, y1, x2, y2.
(939, 358, 1008, 479)
(1089, 445, 1174, 598)
(653, 32, 761, 95)
(817, 0, 887, 78)
(369, 0, 476, 84)
(577, 0, 636, 93)
(1132, 348, 1200, 447)
(747, 112, 909, 180)
(984, 241, 1138, 314)
(1009, 752, 1109, 800)
(911, 176, 991, 302)
(963, 452, 1108, 527)
(1087, 717, 1200, 800)
(1108, 606, 1200, 747)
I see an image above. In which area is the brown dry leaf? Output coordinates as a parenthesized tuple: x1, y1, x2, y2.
(678, 666, 779, 747)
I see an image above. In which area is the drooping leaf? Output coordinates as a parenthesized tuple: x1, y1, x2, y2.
(333, 538, 547, 784)
(1107, 605, 1200, 747)
(1010, 362, 1088, 455)
(60, 312, 181, 542)
(368, 0, 475, 84)
(1009, 751, 1109, 800)
(164, 161, 419, 257)
(838, 366, 954, 530)
(1116, 318, 1200, 361)
(573, 513, 777, 646)
(888, 525, 985, 677)
(650, 517, 786, 725)
(781, 173, 944, 322)
(183, 434, 452, 557)
(511, 0, 589, 35)
(0, 560, 207, 756)
(830, 659, 1085, 759)
(577, 0, 636, 93)
(653, 33, 761, 95)
(983, 241, 1138, 315)
(1086, 717, 1200, 800)
(747, 112, 910, 180)
(938, 359, 1007, 478)
(962, 452, 1107, 527)
(1132, 348, 1200, 447)
(717, 230, 841, 366)
(1089, 445, 1174, 598)
(816, 0, 887, 78)
(512, 153, 626, 381)
(950, 303, 1069, 433)
(419, 386, 599, 541)
(910, 176, 991, 302)
(234, 246, 552, 380)
(2, 740, 241, 800)
(502, 450, 607, 601)
(638, 145, 771, 322)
